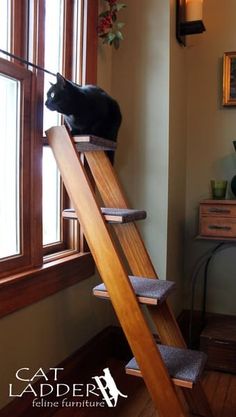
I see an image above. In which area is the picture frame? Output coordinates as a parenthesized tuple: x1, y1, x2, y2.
(223, 51, 236, 106)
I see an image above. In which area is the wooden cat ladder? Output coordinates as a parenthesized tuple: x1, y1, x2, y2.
(46, 125, 214, 417)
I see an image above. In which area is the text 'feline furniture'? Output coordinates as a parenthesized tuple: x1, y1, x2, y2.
(46, 125, 214, 417)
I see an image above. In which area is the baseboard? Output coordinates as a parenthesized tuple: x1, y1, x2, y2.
(0, 325, 130, 417)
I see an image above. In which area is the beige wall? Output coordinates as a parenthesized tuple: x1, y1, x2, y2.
(185, 0, 236, 314)
(109, 0, 187, 316)
(111, 0, 170, 281)
(0, 275, 111, 409)
(167, 0, 187, 315)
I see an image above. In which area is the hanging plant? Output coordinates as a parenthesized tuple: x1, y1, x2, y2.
(98, 0, 126, 49)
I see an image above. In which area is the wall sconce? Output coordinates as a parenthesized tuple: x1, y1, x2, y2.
(176, 0, 206, 46)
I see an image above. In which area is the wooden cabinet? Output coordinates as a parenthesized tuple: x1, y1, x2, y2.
(199, 200, 236, 239)
(200, 315, 236, 373)
(198, 200, 236, 372)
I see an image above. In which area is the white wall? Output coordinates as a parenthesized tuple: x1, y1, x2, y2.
(185, 0, 236, 315)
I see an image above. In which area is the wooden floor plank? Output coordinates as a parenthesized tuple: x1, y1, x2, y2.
(221, 376, 236, 417)
(116, 385, 155, 417)
(207, 373, 231, 417)
(49, 365, 236, 417)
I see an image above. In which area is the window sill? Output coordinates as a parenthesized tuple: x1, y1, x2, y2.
(0, 252, 94, 318)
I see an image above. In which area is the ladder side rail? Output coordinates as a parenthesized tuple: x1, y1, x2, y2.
(84, 151, 157, 277)
(85, 150, 214, 417)
(47, 126, 187, 417)
(85, 151, 186, 346)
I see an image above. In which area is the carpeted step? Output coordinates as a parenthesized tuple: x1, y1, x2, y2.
(93, 276, 175, 306)
(73, 135, 117, 152)
(62, 207, 147, 224)
(126, 344, 207, 389)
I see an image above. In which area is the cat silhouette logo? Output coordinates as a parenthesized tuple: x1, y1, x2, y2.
(93, 368, 127, 407)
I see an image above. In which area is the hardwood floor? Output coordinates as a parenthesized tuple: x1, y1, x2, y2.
(114, 370, 236, 417)
(2, 326, 235, 417)
(52, 359, 236, 417)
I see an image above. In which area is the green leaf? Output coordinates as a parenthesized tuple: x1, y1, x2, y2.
(107, 32, 116, 42)
(116, 3, 127, 11)
(98, 11, 109, 18)
(117, 22, 125, 29)
(112, 13, 117, 22)
(115, 30, 124, 40)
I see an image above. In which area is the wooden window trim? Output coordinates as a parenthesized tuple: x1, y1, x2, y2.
(10, 0, 28, 60)
(83, 0, 98, 85)
(0, 0, 98, 316)
(0, 252, 94, 319)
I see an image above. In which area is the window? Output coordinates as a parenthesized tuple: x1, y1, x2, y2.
(43, 0, 64, 132)
(0, 59, 33, 276)
(0, 0, 97, 313)
(0, 74, 20, 259)
(42, 147, 61, 245)
(42, 0, 64, 249)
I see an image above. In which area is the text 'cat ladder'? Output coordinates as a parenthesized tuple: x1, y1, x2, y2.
(46, 125, 214, 417)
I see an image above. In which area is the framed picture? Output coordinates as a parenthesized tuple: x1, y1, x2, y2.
(223, 51, 236, 106)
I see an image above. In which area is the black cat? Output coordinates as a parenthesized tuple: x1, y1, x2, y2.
(45, 73, 122, 162)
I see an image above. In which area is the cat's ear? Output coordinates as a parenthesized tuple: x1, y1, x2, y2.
(56, 73, 66, 88)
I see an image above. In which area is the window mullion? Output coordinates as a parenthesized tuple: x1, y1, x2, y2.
(10, 0, 28, 62)
(28, 0, 45, 267)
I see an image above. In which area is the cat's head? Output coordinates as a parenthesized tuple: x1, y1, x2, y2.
(45, 73, 75, 115)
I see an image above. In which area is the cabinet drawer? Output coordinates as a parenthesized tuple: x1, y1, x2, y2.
(200, 315, 236, 373)
(200, 217, 236, 238)
(200, 337, 236, 373)
(200, 204, 236, 218)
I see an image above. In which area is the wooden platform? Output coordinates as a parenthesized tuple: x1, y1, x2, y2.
(62, 207, 147, 224)
(126, 344, 207, 389)
(73, 135, 117, 151)
(93, 276, 176, 306)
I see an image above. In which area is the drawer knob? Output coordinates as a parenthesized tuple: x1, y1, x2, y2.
(213, 340, 231, 346)
(208, 208, 231, 214)
(208, 225, 231, 231)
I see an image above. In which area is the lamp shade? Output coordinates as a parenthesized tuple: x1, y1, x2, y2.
(186, 0, 203, 22)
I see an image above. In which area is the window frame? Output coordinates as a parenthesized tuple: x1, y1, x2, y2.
(0, 0, 98, 315)
(0, 58, 35, 276)
(41, 0, 97, 256)
(42, 0, 80, 254)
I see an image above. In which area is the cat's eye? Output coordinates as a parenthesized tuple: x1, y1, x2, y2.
(50, 92, 55, 98)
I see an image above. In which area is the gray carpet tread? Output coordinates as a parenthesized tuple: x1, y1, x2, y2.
(73, 135, 117, 151)
(93, 276, 175, 305)
(126, 344, 207, 387)
(62, 208, 147, 223)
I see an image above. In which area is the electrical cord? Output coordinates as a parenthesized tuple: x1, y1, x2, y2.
(188, 241, 236, 347)
(0, 47, 57, 77)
